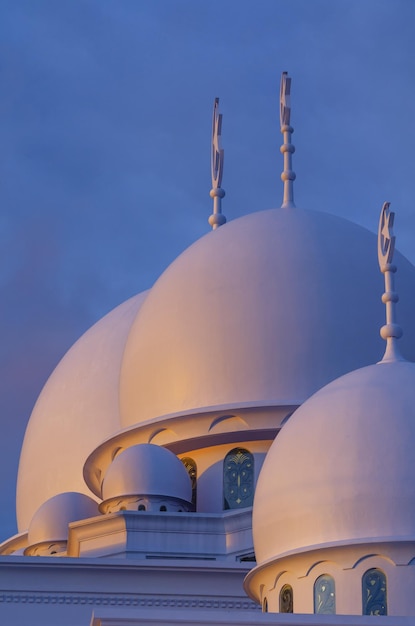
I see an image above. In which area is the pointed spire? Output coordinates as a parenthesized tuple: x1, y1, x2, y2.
(378, 202, 404, 362)
(280, 72, 296, 209)
(209, 98, 226, 230)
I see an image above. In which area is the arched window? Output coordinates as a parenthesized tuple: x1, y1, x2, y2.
(362, 568, 387, 615)
(262, 597, 268, 613)
(223, 448, 254, 510)
(314, 574, 335, 614)
(181, 457, 197, 507)
(279, 584, 293, 613)
(138, 504, 146, 511)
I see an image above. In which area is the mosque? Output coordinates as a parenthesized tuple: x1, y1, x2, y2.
(1, 74, 415, 625)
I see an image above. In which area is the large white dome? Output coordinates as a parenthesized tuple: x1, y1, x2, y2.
(119, 207, 415, 428)
(16, 292, 148, 532)
(253, 359, 415, 565)
(16, 206, 415, 537)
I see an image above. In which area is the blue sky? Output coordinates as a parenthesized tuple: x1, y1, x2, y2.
(0, 0, 414, 540)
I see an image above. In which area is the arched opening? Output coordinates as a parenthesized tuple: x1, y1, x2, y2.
(181, 457, 197, 507)
(262, 597, 268, 613)
(314, 574, 335, 614)
(279, 584, 293, 613)
(362, 568, 387, 615)
(138, 504, 146, 511)
(223, 448, 254, 510)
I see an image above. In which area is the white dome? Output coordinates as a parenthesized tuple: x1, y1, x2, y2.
(253, 359, 415, 565)
(17, 292, 148, 532)
(27, 492, 98, 548)
(120, 208, 415, 428)
(102, 444, 191, 503)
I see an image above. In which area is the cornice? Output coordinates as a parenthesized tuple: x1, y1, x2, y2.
(0, 591, 259, 611)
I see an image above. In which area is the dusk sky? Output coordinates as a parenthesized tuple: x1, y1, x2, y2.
(1, 0, 414, 540)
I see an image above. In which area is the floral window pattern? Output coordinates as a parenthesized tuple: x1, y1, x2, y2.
(314, 574, 335, 614)
(223, 448, 254, 510)
(362, 568, 387, 616)
(279, 584, 293, 613)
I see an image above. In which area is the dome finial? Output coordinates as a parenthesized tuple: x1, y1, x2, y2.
(209, 98, 226, 230)
(280, 72, 296, 209)
(378, 201, 404, 362)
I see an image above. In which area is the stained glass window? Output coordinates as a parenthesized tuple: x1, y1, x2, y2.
(223, 448, 254, 510)
(279, 584, 293, 613)
(181, 457, 197, 507)
(314, 574, 335, 614)
(362, 568, 387, 615)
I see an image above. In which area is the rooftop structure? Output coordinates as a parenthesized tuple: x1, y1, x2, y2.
(1, 74, 415, 626)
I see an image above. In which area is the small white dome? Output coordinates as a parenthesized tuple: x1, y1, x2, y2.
(102, 444, 192, 503)
(16, 292, 148, 532)
(253, 359, 415, 565)
(27, 492, 98, 548)
(120, 208, 415, 429)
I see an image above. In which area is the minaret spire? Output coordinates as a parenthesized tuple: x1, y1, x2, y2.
(378, 201, 404, 363)
(280, 72, 296, 209)
(209, 98, 226, 230)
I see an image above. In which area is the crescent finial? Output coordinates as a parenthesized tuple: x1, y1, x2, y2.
(280, 71, 291, 128)
(209, 98, 226, 230)
(377, 202, 403, 363)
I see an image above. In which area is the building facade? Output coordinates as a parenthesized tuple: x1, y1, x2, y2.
(2, 75, 415, 625)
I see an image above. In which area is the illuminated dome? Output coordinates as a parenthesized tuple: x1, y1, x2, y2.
(252, 359, 415, 565)
(100, 444, 192, 513)
(26, 492, 98, 556)
(14, 74, 415, 567)
(102, 444, 191, 502)
(7, 71, 415, 620)
(16, 292, 148, 532)
(119, 207, 415, 428)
